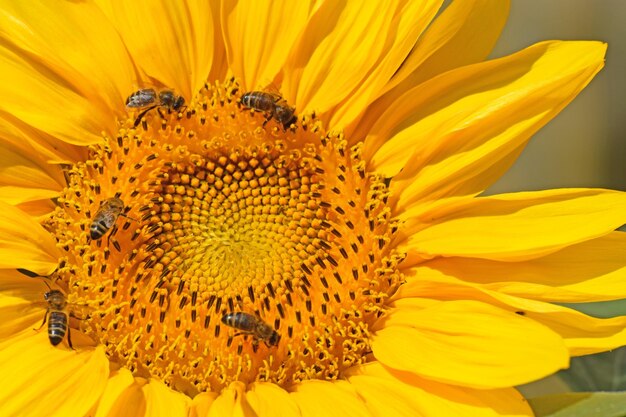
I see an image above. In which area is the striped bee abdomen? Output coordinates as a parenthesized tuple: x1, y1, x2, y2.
(90, 220, 109, 240)
(48, 311, 68, 346)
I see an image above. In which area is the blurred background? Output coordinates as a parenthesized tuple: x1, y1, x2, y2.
(486, 0, 626, 194)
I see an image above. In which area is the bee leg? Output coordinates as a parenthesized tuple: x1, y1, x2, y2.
(157, 107, 167, 120)
(262, 113, 272, 127)
(119, 212, 138, 222)
(66, 325, 75, 350)
(133, 105, 158, 128)
(34, 309, 49, 331)
(252, 339, 259, 353)
(106, 224, 119, 248)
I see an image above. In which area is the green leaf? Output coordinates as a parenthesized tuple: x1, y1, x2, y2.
(558, 349, 626, 391)
(529, 392, 626, 417)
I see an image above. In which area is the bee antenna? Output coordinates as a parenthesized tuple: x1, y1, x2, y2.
(42, 279, 53, 291)
(17, 268, 41, 278)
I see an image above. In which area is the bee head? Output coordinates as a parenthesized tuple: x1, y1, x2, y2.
(173, 96, 185, 110)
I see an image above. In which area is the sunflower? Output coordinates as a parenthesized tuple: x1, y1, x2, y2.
(1, 0, 626, 416)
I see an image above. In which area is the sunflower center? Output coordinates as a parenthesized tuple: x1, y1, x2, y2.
(46, 79, 404, 395)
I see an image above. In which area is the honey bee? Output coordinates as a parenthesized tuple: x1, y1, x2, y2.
(35, 283, 73, 348)
(221, 312, 280, 347)
(90, 197, 130, 241)
(240, 90, 297, 129)
(126, 88, 186, 127)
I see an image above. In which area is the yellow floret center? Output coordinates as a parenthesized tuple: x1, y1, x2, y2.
(45, 79, 404, 395)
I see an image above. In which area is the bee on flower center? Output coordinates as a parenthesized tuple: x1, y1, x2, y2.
(240, 90, 297, 130)
(126, 88, 186, 127)
(221, 312, 281, 347)
(89, 197, 132, 243)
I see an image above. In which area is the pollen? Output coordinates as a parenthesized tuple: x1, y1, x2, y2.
(44, 78, 405, 395)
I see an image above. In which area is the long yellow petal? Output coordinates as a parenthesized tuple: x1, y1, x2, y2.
(361, 41, 605, 200)
(208, 1, 228, 83)
(371, 300, 568, 389)
(328, 0, 442, 131)
(289, 380, 373, 417)
(207, 382, 255, 417)
(190, 392, 219, 417)
(93, 369, 137, 417)
(283, 1, 401, 115)
(0, 0, 135, 119)
(221, 0, 314, 90)
(96, 378, 146, 417)
(349, 0, 509, 140)
(0, 112, 86, 166)
(143, 380, 191, 417)
(346, 362, 533, 417)
(400, 189, 626, 263)
(0, 46, 109, 145)
(395, 269, 626, 356)
(0, 202, 60, 274)
(384, 0, 510, 97)
(99, 0, 214, 99)
(0, 333, 109, 417)
(414, 232, 626, 302)
(0, 143, 62, 208)
(247, 382, 301, 417)
(0, 269, 46, 341)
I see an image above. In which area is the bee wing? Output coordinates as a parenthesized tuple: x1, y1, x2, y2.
(260, 83, 284, 102)
(126, 88, 157, 108)
(101, 210, 119, 228)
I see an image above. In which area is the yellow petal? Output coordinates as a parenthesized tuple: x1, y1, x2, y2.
(0, 268, 45, 299)
(383, 0, 510, 97)
(100, 1, 215, 100)
(221, 0, 314, 90)
(289, 380, 373, 417)
(96, 378, 146, 417)
(247, 382, 301, 417)
(395, 269, 626, 356)
(207, 1, 228, 83)
(283, 1, 402, 115)
(0, 269, 46, 340)
(0, 112, 85, 165)
(0, 333, 109, 417)
(0, 117, 68, 215)
(0, 0, 135, 119)
(400, 189, 626, 263)
(349, 0, 509, 140)
(190, 392, 219, 417)
(415, 232, 626, 302)
(143, 380, 191, 417)
(328, 0, 442, 130)
(346, 362, 533, 417)
(0, 142, 62, 207)
(362, 41, 606, 198)
(207, 382, 255, 417)
(0, 202, 60, 274)
(93, 369, 137, 417)
(0, 46, 108, 145)
(371, 300, 568, 388)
